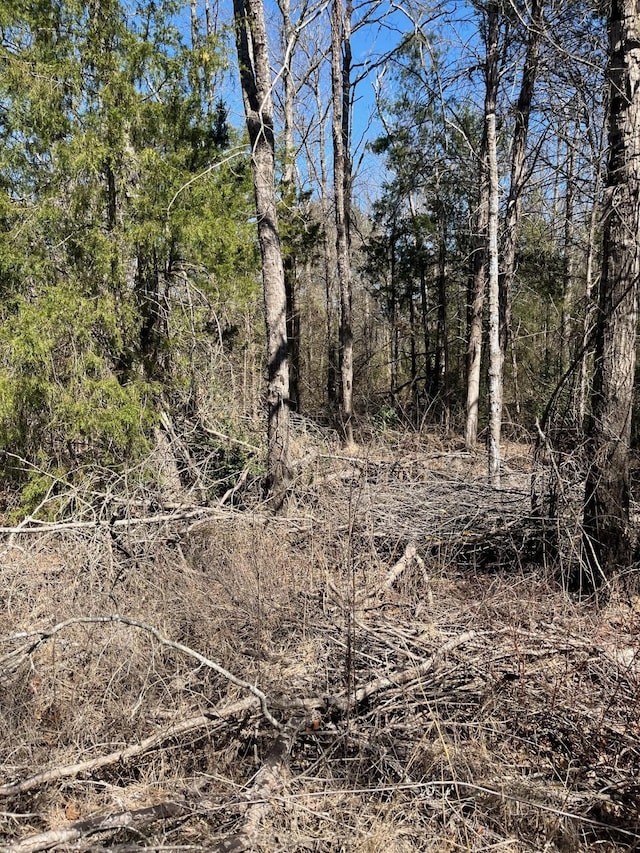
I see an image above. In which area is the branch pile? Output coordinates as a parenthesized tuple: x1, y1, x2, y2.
(0, 449, 638, 852)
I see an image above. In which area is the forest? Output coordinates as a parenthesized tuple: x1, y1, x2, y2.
(0, 0, 639, 851)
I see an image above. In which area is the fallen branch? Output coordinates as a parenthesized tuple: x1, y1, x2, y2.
(1, 800, 187, 853)
(0, 507, 219, 536)
(1, 615, 279, 729)
(213, 712, 307, 853)
(330, 630, 478, 712)
(201, 425, 261, 455)
(381, 541, 419, 591)
(218, 465, 251, 507)
(0, 699, 255, 798)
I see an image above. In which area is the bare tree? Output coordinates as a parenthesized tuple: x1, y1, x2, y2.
(233, 0, 291, 499)
(331, 0, 354, 445)
(485, 1, 502, 487)
(580, 0, 640, 588)
(499, 0, 545, 358)
(465, 123, 489, 451)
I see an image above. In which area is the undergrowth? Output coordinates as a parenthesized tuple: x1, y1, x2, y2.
(0, 435, 638, 852)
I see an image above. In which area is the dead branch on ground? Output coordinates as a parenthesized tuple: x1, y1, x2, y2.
(213, 712, 308, 853)
(0, 615, 279, 729)
(0, 700, 255, 798)
(0, 800, 188, 853)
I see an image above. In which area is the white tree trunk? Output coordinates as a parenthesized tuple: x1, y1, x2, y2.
(464, 130, 488, 451)
(484, 2, 502, 487)
(487, 108, 502, 488)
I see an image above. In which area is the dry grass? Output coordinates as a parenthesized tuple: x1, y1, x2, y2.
(0, 436, 638, 852)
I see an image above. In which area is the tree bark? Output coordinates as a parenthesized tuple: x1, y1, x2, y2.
(561, 128, 575, 378)
(331, 0, 354, 445)
(464, 125, 488, 451)
(485, 2, 502, 487)
(434, 212, 448, 418)
(581, 0, 640, 588)
(278, 0, 301, 411)
(389, 231, 398, 401)
(311, 63, 338, 410)
(233, 0, 291, 500)
(578, 161, 604, 426)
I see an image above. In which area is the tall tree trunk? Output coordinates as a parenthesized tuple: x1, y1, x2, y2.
(233, 0, 291, 499)
(331, 0, 354, 445)
(561, 130, 575, 377)
(434, 213, 448, 410)
(204, 0, 216, 113)
(485, 2, 502, 487)
(465, 125, 489, 451)
(312, 66, 338, 411)
(408, 194, 431, 411)
(285, 263, 300, 410)
(499, 0, 544, 386)
(409, 282, 418, 423)
(578, 163, 604, 425)
(419, 263, 431, 399)
(581, 0, 640, 588)
(278, 0, 301, 411)
(389, 236, 398, 401)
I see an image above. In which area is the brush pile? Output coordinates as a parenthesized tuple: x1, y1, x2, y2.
(0, 442, 638, 852)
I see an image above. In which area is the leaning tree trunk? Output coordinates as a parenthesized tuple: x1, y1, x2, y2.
(581, 0, 640, 590)
(233, 0, 291, 499)
(331, 0, 354, 446)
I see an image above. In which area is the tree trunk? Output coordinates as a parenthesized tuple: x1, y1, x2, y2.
(278, 0, 301, 412)
(409, 281, 418, 423)
(581, 0, 640, 588)
(577, 162, 604, 426)
(418, 263, 431, 396)
(233, 0, 291, 500)
(561, 129, 575, 378)
(434, 213, 448, 415)
(485, 2, 502, 487)
(190, 0, 199, 49)
(331, 0, 354, 446)
(389, 236, 398, 402)
(464, 125, 488, 451)
(499, 0, 544, 395)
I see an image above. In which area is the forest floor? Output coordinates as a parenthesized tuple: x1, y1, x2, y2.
(0, 427, 639, 852)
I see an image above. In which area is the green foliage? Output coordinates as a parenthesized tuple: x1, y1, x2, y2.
(0, 0, 261, 513)
(374, 404, 399, 432)
(0, 283, 156, 469)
